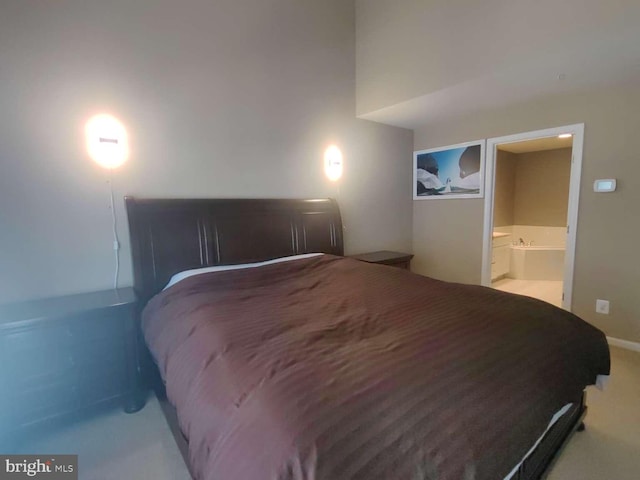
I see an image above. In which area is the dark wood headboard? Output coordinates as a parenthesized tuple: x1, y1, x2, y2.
(125, 197, 343, 303)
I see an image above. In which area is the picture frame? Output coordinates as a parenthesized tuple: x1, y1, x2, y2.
(413, 140, 485, 200)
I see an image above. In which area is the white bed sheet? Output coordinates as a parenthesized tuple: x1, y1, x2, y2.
(163, 253, 324, 290)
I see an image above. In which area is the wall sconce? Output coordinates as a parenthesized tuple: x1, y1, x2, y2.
(85, 113, 128, 289)
(85, 114, 129, 169)
(324, 145, 343, 181)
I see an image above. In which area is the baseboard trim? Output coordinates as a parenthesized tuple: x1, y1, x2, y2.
(607, 336, 640, 353)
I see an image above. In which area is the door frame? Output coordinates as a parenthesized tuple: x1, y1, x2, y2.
(481, 123, 584, 311)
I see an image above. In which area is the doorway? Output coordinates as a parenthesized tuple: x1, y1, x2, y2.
(481, 124, 584, 310)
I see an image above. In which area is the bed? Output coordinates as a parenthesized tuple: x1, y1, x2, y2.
(125, 197, 610, 480)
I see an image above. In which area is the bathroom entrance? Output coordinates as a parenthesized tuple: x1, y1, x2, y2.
(481, 124, 584, 310)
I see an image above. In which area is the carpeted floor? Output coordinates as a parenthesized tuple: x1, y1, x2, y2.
(9, 347, 639, 479)
(547, 346, 640, 480)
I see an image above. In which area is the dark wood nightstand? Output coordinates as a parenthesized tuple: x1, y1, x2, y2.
(349, 250, 414, 270)
(0, 288, 145, 439)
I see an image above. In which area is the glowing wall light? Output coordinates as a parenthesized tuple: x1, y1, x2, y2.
(85, 114, 129, 169)
(85, 113, 129, 290)
(324, 145, 343, 181)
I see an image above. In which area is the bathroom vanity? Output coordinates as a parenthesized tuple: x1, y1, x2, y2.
(492, 232, 512, 280)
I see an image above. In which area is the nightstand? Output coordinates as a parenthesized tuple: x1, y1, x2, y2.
(0, 288, 145, 438)
(349, 250, 414, 270)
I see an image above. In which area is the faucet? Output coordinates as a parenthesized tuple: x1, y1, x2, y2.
(519, 237, 525, 246)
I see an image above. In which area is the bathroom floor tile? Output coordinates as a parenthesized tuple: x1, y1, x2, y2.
(492, 278, 563, 308)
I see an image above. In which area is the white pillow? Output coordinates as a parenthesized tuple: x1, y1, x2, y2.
(163, 253, 324, 290)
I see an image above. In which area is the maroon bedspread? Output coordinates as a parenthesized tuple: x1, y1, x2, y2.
(142, 254, 609, 480)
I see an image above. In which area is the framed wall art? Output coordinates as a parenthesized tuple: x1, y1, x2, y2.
(414, 140, 485, 200)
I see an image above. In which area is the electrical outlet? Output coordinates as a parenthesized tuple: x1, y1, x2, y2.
(596, 299, 610, 315)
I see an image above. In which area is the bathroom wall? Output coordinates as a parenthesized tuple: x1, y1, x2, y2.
(513, 148, 572, 227)
(494, 147, 571, 230)
(493, 150, 517, 227)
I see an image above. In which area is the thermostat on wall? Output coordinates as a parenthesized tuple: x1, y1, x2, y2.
(594, 179, 616, 192)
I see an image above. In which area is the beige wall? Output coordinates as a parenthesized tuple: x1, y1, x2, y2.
(494, 148, 571, 228)
(513, 148, 571, 227)
(0, 0, 413, 303)
(413, 84, 640, 343)
(356, 0, 640, 116)
(493, 151, 517, 227)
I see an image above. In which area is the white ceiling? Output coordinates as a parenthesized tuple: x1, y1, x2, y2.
(358, 29, 640, 130)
